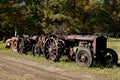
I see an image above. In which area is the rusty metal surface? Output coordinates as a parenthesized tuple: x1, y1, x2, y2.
(66, 35, 98, 41)
(55, 34, 99, 41)
(54, 34, 107, 56)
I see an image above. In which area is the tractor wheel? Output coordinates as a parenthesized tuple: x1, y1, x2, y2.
(11, 40, 18, 51)
(76, 48, 93, 67)
(17, 38, 26, 54)
(44, 37, 61, 61)
(105, 48, 118, 65)
(32, 44, 41, 57)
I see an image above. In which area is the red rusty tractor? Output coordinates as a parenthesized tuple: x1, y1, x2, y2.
(44, 34, 118, 67)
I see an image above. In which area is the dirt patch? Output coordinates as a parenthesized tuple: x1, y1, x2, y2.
(0, 55, 100, 80)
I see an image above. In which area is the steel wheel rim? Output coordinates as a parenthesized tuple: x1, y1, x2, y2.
(44, 38, 58, 61)
(77, 51, 89, 66)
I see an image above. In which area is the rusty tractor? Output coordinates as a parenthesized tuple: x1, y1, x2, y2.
(44, 34, 118, 67)
(5, 37, 18, 51)
(17, 35, 37, 54)
(32, 35, 46, 57)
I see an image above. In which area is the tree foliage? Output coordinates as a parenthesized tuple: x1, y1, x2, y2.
(0, 0, 120, 37)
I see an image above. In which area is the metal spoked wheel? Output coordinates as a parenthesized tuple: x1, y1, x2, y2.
(76, 48, 93, 67)
(44, 37, 60, 61)
(17, 38, 26, 54)
(32, 44, 41, 57)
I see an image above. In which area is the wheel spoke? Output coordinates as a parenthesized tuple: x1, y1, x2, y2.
(52, 50, 57, 54)
(45, 45, 50, 49)
(45, 50, 49, 53)
(46, 41, 50, 47)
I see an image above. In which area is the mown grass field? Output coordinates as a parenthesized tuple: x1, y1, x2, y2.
(0, 38, 120, 80)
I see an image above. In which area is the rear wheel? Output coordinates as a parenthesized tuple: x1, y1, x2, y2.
(17, 38, 26, 54)
(32, 44, 41, 57)
(76, 48, 93, 67)
(44, 37, 61, 61)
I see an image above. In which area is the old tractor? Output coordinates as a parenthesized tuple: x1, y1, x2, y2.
(44, 34, 118, 67)
(17, 35, 37, 54)
(5, 37, 18, 51)
(32, 35, 46, 57)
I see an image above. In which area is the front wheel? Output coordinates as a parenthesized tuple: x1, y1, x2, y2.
(105, 48, 118, 65)
(76, 48, 93, 67)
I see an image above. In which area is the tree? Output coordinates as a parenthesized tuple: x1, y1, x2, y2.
(0, 0, 120, 37)
(102, 0, 120, 34)
(22, 1, 45, 35)
(0, 0, 17, 37)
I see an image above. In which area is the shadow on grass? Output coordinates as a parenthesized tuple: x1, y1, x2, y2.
(116, 63, 120, 67)
(91, 61, 120, 69)
(59, 58, 115, 68)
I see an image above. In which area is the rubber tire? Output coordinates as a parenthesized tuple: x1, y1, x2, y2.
(105, 48, 118, 65)
(76, 48, 93, 67)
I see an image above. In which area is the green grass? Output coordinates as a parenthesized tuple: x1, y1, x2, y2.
(0, 38, 120, 80)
